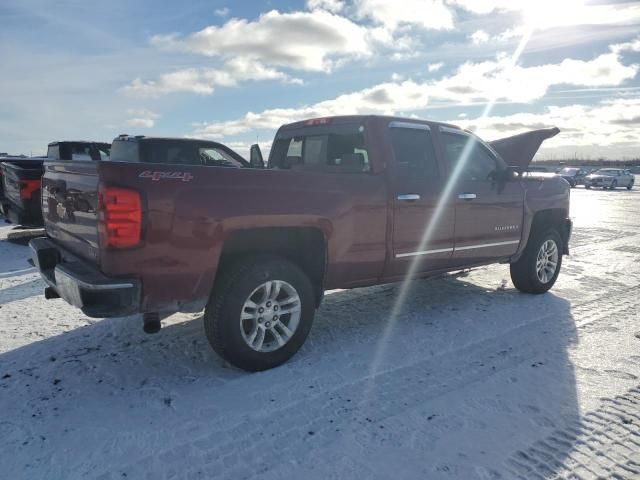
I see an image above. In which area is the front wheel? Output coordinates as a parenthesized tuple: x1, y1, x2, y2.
(627, 183, 634, 190)
(585, 184, 591, 189)
(610, 180, 618, 190)
(510, 228, 563, 294)
(204, 256, 316, 371)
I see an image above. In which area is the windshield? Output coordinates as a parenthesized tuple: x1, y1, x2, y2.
(560, 168, 578, 174)
(595, 169, 617, 175)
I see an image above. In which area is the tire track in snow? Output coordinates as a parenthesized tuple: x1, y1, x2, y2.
(89, 286, 639, 479)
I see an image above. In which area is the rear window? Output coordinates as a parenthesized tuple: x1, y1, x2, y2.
(145, 141, 195, 165)
(108, 139, 247, 167)
(47, 143, 110, 161)
(47, 145, 60, 159)
(269, 124, 369, 173)
(109, 140, 140, 162)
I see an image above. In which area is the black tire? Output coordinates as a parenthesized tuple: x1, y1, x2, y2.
(585, 184, 591, 189)
(510, 228, 563, 294)
(204, 255, 315, 372)
(610, 180, 617, 190)
(627, 183, 633, 190)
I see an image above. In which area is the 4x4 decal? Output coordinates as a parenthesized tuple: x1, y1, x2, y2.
(139, 170, 194, 182)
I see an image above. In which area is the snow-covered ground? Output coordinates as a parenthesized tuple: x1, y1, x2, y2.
(1, 184, 639, 480)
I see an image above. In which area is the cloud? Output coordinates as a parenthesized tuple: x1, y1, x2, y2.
(150, 10, 376, 72)
(470, 30, 490, 44)
(354, 0, 454, 30)
(446, 0, 515, 15)
(125, 109, 158, 128)
(452, 98, 640, 158)
(122, 58, 301, 97)
(214, 7, 230, 18)
(191, 51, 637, 138)
(431, 53, 638, 103)
(428, 62, 444, 72)
(449, 0, 640, 29)
(611, 36, 640, 54)
(496, 26, 527, 41)
(306, 0, 345, 12)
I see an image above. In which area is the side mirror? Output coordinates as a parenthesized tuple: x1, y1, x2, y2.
(249, 144, 264, 168)
(502, 166, 522, 181)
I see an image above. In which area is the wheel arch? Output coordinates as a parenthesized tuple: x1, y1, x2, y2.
(215, 227, 327, 307)
(513, 208, 571, 262)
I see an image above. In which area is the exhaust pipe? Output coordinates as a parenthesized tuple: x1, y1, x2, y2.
(44, 287, 60, 299)
(143, 312, 161, 334)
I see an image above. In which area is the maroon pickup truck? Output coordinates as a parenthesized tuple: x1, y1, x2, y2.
(30, 116, 571, 371)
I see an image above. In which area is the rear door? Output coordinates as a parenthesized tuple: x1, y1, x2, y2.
(387, 122, 455, 277)
(440, 128, 525, 265)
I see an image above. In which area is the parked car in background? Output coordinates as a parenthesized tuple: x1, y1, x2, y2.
(30, 118, 571, 372)
(584, 168, 634, 190)
(47, 141, 110, 161)
(0, 156, 45, 226)
(527, 166, 550, 172)
(557, 167, 587, 187)
(0, 141, 110, 228)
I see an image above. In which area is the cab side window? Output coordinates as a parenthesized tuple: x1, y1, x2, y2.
(389, 126, 438, 177)
(270, 130, 369, 173)
(442, 132, 499, 182)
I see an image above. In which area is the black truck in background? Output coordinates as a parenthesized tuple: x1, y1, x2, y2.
(1, 141, 110, 227)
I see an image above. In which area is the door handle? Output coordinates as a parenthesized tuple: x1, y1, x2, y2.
(458, 193, 477, 200)
(397, 194, 421, 201)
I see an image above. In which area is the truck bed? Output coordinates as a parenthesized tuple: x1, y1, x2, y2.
(41, 158, 387, 313)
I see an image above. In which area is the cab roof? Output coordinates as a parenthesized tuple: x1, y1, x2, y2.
(279, 115, 464, 132)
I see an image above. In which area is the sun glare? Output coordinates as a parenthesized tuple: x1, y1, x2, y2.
(523, 0, 586, 30)
(363, 21, 537, 399)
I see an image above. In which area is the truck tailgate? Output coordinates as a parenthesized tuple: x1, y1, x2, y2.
(42, 161, 100, 262)
(1, 160, 44, 225)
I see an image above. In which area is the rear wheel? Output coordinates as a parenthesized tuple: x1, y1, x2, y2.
(610, 180, 618, 190)
(510, 228, 563, 294)
(204, 256, 316, 371)
(628, 182, 634, 190)
(585, 184, 591, 189)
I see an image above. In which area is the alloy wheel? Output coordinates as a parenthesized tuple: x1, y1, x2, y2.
(239, 280, 302, 352)
(536, 239, 559, 284)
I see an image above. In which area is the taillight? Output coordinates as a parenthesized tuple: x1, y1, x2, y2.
(98, 185, 142, 249)
(19, 179, 41, 200)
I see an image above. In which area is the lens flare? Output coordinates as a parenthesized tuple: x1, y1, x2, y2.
(363, 27, 535, 396)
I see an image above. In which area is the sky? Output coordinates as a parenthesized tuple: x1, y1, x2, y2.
(1, 0, 639, 160)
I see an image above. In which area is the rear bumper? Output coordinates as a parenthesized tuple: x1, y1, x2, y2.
(29, 237, 140, 318)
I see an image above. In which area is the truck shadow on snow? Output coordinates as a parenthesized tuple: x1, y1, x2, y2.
(0, 272, 580, 479)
